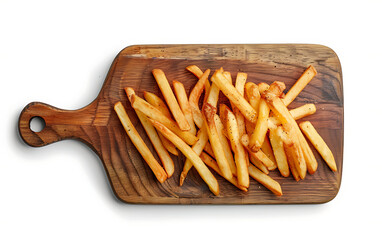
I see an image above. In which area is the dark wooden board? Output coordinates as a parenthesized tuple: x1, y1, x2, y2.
(18, 44, 343, 204)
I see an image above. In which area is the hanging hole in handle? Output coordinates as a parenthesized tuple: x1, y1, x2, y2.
(29, 116, 46, 133)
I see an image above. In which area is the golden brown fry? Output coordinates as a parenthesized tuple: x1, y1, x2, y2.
(235, 73, 247, 93)
(290, 103, 316, 120)
(173, 80, 197, 135)
(143, 91, 178, 155)
(207, 68, 224, 107)
(282, 124, 307, 179)
(234, 73, 248, 137)
(248, 164, 282, 196)
(214, 114, 237, 176)
(299, 121, 337, 171)
(248, 153, 269, 174)
(158, 133, 178, 156)
(245, 119, 256, 135)
(245, 82, 261, 114)
(186, 65, 204, 78)
(211, 70, 257, 123)
(150, 119, 219, 195)
(235, 73, 250, 167)
(241, 134, 276, 169)
(143, 91, 172, 118)
(263, 84, 318, 174)
(114, 102, 167, 183)
(282, 65, 317, 106)
(297, 133, 317, 174)
(223, 71, 232, 83)
(179, 125, 209, 186)
(204, 141, 215, 158)
(152, 69, 190, 131)
(222, 106, 249, 188)
(249, 99, 270, 152)
(203, 80, 211, 104)
(125, 88, 174, 177)
(261, 134, 277, 166)
(131, 94, 198, 145)
(203, 103, 233, 180)
(188, 69, 211, 128)
(200, 152, 247, 192)
(268, 103, 317, 126)
(284, 143, 301, 181)
(187, 65, 212, 106)
(258, 82, 270, 94)
(263, 81, 286, 99)
(269, 126, 290, 177)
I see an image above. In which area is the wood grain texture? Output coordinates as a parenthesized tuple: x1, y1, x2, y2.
(18, 44, 343, 204)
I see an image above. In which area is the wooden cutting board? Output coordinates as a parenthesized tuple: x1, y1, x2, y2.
(18, 44, 343, 204)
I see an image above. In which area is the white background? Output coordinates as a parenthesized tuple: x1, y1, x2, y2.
(1, 0, 381, 239)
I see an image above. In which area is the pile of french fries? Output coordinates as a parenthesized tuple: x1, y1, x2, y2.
(114, 65, 337, 196)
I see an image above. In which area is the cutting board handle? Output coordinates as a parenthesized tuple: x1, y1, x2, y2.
(18, 101, 96, 147)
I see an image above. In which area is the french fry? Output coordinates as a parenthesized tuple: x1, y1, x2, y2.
(235, 73, 247, 93)
(248, 164, 282, 196)
(299, 121, 337, 171)
(211, 70, 257, 123)
(235, 73, 250, 166)
(297, 133, 317, 174)
(207, 68, 224, 107)
(263, 83, 318, 174)
(131, 94, 198, 145)
(214, 114, 237, 176)
(114, 102, 167, 183)
(200, 152, 247, 192)
(187, 65, 212, 105)
(269, 126, 290, 177)
(245, 119, 256, 135)
(284, 143, 301, 181)
(223, 71, 232, 83)
(245, 82, 261, 114)
(241, 134, 276, 169)
(221, 106, 249, 188)
(150, 119, 219, 195)
(249, 98, 270, 152)
(143, 91, 178, 156)
(258, 82, 270, 94)
(152, 69, 190, 131)
(268, 103, 317, 126)
(204, 141, 215, 158)
(222, 71, 236, 114)
(234, 73, 248, 137)
(289, 103, 316, 120)
(188, 69, 211, 128)
(203, 103, 233, 180)
(249, 153, 269, 174)
(261, 135, 277, 166)
(282, 123, 307, 179)
(186, 65, 203, 78)
(125, 88, 174, 177)
(179, 125, 209, 186)
(158, 133, 178, 156)
(264, 80, 286, 99)
(243, 83, 257, 138)
(173, 80, 197, 135)
(203, 79, 211, 104)
(282, 65, 317, 106)
(143, 91, 172, 118)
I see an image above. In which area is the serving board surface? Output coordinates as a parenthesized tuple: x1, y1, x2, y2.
(18, 44, 343, 204)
